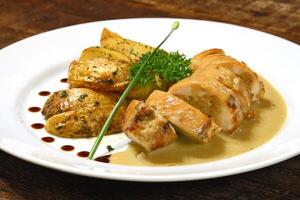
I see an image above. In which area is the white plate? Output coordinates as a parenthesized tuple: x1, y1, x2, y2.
(0, 18, 299, 182)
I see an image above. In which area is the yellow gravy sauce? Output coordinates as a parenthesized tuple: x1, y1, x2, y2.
(110, 79, 287, 166)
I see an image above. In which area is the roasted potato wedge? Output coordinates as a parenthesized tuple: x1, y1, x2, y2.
(68, 58, 130, 92)
(42, 88, 120, 119)
(79, 46, 130, 63)
(69, 28, 158, 97)
(101, 28, 154, 63)
(42, 88, 127, 137)
(127, 84, 159, 100)
(45, 106, 125, 138)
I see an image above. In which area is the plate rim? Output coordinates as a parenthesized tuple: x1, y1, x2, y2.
(0, 17, 299, 182)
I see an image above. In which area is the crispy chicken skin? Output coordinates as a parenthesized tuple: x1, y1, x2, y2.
(169, 67, 244, 132)
(146, 90, 222, 142)
(122, 100, 177, 151)
(191, 49, 264, 102)
(42, 88, 126, 137)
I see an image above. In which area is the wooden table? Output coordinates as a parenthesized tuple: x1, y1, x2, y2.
(1, 1, 299, 199)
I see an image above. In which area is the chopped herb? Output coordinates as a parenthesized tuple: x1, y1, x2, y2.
(59, 91, 68, 98)
(112, 69, 118, 76)
(79, 116, 85, 121)
(106, 145, 114, 152)
(129, 50, 191, 90)
(102, 79, 114, 84)
(78, 93, 88, 101)
(80, 126, 90, 133)
(56, 124, 65, 130)
(129, 48, 134, 55)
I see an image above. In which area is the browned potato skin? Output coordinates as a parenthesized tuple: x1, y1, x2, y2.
(45, 105, 125, 138)
(68, 58, 158, 99)
(79, 46, 131, 63)
(68, 58, 130, 92)
(42, 88, 120, 119)
(127, 84, 159, 100)
(69, 28, 157, 98)
(122, 100, 177, 151)
(100, 28, 154, 63)
(42, 88, 127, 137)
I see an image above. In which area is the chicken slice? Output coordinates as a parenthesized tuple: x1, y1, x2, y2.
(68, 58, 130, 92)
(190, 48, 225, 70)
(191, 49, 264, 102)
(193, 64, 251, 116)
(146, 90, 222, 142)
(169, 68, 244, 132)
(122, 100, 177, 151)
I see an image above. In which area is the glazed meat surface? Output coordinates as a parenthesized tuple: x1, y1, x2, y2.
(146, 90, 222, 142)
(191, 49, 264, 102)
(193, 64, 251, 117)
(169, 67, 244, 132)
(122, 100, 177, 151)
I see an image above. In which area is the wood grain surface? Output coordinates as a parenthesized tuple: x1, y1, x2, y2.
(0, 0, 299, 199)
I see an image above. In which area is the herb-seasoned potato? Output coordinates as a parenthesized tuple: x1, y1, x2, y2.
(68, 28, 157, 97)
(68, 58, 130, 92)
(79, 46, 130, 63)
(68, 57, 157, 98)
(42, 88, 127, 137)
(42, 88, 120, 119)
(101, 28, 154, 63)
(45, 105, 125, 138)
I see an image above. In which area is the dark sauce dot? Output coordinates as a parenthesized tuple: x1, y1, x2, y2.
(61, 145, 74, 151)
(41, 137, 55, 143)
(77, 151, 89, 158)
(39, 91, 51, 96)
(60, 78, 68, 83)
(31, 123, 44, 129)
(28, 107, 41, 112)
(95, 155, 111, 163)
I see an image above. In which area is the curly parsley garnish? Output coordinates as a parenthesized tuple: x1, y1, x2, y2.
(130, 50, 191, 89)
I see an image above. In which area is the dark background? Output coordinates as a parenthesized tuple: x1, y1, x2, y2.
(1, 0, 299, 199)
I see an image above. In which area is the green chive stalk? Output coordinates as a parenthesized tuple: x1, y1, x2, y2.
(88, 21, 180, 160)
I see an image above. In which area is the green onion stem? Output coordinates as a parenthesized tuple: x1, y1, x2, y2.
(88, 21, 180, 160)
